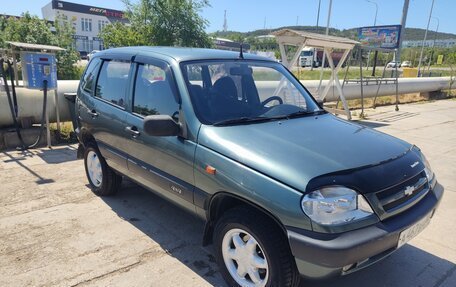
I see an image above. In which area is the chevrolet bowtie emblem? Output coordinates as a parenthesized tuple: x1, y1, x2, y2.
(404, 186, 414, 196)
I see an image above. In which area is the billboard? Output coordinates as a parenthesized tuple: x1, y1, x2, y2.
(358, 25, 402, 49)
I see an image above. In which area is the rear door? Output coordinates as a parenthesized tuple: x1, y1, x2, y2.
(123, 57, 197, 213)
(77, 57, 102, 137)
(88, 57, 133, 174)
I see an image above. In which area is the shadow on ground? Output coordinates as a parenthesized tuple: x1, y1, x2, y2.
(100, 180, 455, 287)
(304, 245, 455, 287)
(100, 179, 225, 286)
(36, 146, 79, 164)
(2, 150, 55, 184)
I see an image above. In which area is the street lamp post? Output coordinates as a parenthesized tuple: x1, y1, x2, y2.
(366, 0, 378, 26)
(366, 0, 378, 73)
(426, 17, 439, 73)
(317, 0, 333, 95)
(417, 0, 436, 77)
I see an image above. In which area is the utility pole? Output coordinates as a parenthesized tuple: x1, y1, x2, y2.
(366, 0, 378, 73)
(417, 0, 435, 76)
(223, 10, 228, 32)
(296, 16, 299, 26)
(317, 0, 333, 94)
(426, 17, 439, 73)
(397, 0, 410, 63)
(316, 0, 321, 31)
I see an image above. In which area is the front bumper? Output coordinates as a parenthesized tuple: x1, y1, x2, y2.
(287, 181, 444, 279)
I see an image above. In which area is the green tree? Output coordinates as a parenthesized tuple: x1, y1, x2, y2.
(99, 22, 148, 48)
(53, 15, 81, 80)
(1, 13, 54, 46)
(0, 13, 80, 80)
(101, 0, 212, 48)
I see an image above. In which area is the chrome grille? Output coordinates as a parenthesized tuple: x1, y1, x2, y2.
(375, 172, 429, 213)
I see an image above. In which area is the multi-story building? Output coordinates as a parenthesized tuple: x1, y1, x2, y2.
(41, 0, 128, 53)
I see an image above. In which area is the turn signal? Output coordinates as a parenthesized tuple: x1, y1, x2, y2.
(205, 165, 216, 175)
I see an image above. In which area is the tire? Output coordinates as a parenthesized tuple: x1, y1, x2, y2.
(84, 143, 122, 196)
(214, 207, 300, 287)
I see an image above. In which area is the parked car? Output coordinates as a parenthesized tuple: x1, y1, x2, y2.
(87, 50, 100, 61)
(78, 51, 88, 60)
(386, 61, 401, 68)
(76, 47, 443, 287)
(401, 61, 412, 68)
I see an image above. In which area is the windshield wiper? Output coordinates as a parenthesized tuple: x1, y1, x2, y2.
(285, 109, 326, 118)
(213, 116, 274, 126)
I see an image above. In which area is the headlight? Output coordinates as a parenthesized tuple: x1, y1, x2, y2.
(301, 186, 374, 226)
(422, 155, 434, 182)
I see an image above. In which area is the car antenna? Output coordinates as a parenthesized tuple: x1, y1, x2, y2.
(239, 43, 244, 59)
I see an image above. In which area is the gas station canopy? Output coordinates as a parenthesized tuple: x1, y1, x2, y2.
(271, 29, 359, 119)
(6, 41, 66, 52)
(271, 29, 359, 51)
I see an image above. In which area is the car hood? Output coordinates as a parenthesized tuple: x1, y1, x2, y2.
(197, 113, 412, 192)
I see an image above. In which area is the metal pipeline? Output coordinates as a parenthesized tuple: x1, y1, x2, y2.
(0, 77, 453, 127)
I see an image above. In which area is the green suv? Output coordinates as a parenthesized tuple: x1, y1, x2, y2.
(76, 47, 443, 287)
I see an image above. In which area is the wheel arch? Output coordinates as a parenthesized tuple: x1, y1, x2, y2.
(202, 192, 288, 246)
(79, 128, 96, 147)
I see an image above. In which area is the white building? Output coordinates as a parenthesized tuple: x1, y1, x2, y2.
(402, 39, 456, 48)
(42, 0, 128, 53)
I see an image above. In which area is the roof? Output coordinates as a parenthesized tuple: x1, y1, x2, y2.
(96, 46, 273, 63)
(6, 41, 65, 52)
(271, 29, 359, 50)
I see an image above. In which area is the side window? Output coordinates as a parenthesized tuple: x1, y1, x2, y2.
(95, 60, 130, 107)
(133, 64, 179, 117)
(81, 58, 101, 94)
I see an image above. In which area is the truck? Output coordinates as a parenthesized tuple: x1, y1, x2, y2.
(299, 47, 345, 68)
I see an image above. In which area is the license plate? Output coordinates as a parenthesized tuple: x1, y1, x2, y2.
(398, 213, 432, 247)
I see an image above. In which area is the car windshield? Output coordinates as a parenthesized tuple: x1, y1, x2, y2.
(181, 60, 323, 125)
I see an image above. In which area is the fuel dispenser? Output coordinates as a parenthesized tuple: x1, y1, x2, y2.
(21, 52, 57, 90)
(1, 52, 58, 149)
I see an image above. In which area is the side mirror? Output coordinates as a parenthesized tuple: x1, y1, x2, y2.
(143, 115, 180, 137)
(316, 98, 324, 107)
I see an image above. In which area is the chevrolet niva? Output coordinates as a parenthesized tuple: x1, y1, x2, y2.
(76, 47, 443, 287)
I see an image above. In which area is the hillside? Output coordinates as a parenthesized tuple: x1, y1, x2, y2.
(212, 25, 456, 41)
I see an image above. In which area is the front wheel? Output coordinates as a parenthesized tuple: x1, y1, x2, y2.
(214, 207, 300, 287)
(84, 143, 122, 196)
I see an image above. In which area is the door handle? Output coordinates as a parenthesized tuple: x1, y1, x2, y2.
(88, 109, 99, 117)
(125, 126, 140, 137)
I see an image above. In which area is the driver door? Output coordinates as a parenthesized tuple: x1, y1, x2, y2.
(122, 57, 197, 213)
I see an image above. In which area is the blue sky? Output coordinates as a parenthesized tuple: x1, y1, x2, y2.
(1, 0, 454, 34)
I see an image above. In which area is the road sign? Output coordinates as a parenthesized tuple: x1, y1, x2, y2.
(437, 55, 444, 65)
(358, 25, 402, 50)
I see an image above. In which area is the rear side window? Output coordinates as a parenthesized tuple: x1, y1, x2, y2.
(81, 58, 101, 93)
(133, 63, 178, 117)
(95, 60, 131, 107)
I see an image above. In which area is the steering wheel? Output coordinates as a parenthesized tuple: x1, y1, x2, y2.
(261, 96, 283, 106)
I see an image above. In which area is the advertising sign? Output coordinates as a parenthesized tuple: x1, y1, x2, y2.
(52, 0, 125, 19)
(358, 25, 402, 49)
(437, 55, 444, 65)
